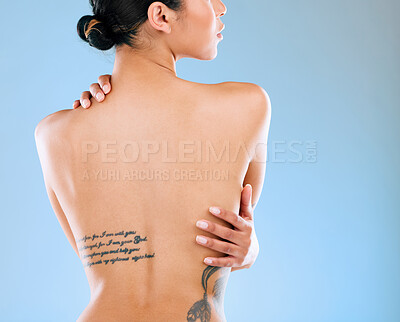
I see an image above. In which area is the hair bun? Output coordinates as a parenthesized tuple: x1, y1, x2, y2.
(77, 14, 115, 51)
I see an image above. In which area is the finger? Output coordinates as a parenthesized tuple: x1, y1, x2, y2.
(240, 184, 253, 220)
(196, 235, 244, 258)
(89, 83, 105, 102)
(80, 91, 92, 109)
(209, 206, 249, 231)
(98, 74, 111, 94)
(203, 255, 238, 267)
(72, 100, 80, 109)
(196, 219, 243, 245)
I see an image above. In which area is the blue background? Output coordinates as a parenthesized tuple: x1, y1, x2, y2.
(1, 0, 399, 321)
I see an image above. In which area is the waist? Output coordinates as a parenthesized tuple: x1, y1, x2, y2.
(78, 283, 227, 322)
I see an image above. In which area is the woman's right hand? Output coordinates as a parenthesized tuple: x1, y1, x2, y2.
(72, 74, 112, 109)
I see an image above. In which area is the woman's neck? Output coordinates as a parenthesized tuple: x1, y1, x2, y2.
(112, 44, 179, 83)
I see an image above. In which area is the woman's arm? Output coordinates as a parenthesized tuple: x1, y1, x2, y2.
(35, 116, 80, 259)
(197, 86, 271, 271)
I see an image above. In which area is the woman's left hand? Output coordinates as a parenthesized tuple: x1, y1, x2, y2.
(72, 74, 111, 109)
(195, 184, 260, 271)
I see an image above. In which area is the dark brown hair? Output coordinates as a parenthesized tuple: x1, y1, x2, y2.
(77, 0, 185, 51)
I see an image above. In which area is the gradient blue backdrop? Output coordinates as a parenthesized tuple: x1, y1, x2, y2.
(1, 0, 399, 321)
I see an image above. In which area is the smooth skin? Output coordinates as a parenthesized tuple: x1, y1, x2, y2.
(72, 74, 259, 271)
(35, 0, 271, 320)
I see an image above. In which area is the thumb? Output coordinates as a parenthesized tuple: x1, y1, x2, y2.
(240, 184, 253, 220)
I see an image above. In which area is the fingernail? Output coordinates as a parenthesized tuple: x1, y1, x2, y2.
(103, 84, 110, 93)
(196, 221, 208, 229)
(82, 99, 89, 108)
(209, 207, 220, 215)
(96, 92, 104, 101)
(196, 236, 207, 244)
(204, 258, 212, 264)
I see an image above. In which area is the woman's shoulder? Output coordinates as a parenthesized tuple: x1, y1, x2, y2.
(34, 108, 80, 147)
(197, 81, 271, 125)
(194, 80, 270, 114)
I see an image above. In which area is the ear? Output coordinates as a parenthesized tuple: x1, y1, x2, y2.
(147, 2, 174, 34)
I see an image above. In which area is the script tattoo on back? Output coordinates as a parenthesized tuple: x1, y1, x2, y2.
(75, 229, 155, 268)
(187, 266, 229, 322)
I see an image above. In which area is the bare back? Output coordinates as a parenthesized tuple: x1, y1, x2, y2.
(35, 78, 270, 322)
